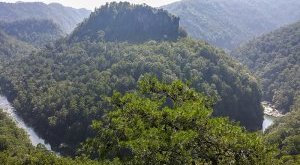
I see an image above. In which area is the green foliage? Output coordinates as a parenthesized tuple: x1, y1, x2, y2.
(0, 111, 100, 165)
(69, 2, 186, 43)
(0, 19, 63, 47)
(265, 96, 300, 164)
(0, 37, 263, 155)
(233, 21, 300, 113)
(81, 77, 276, 164)
(0, 2, 90, 33)
(164, 0, 300, 50)
(0, 2, 263, 155)
(0, 30, 35, 71)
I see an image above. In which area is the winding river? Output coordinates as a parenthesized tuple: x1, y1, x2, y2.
(0, 95, 51, 150)
(0, 94, 277, 150)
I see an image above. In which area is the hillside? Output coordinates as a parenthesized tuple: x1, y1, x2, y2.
(233, 22, 300, 113)
(0, 19, 63, 47)
(164, 0, 300, 50)
(0, 2, 91, 33)
(0, 30, 34, 60)
(264, 96, 300, 164)
(69, 2, 186, 43)
(0, 3, 264, 155)
(0, 111, 100, 164)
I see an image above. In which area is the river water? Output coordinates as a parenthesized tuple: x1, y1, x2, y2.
(0, 94, 276, 150)
(262, 115, 274, 132)
(0, 96, 51, 150)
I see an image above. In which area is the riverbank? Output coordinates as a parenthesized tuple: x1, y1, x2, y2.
(262, 101, 284, 117)
(261, 101, 284, 132)
(0, 95, 52, 150)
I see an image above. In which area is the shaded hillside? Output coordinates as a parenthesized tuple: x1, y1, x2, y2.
(0, 31, 35, 97)
(164, 0, 300, 50)
(69, 2, 186, 43)
(0, 2, 91, 33)
(0, 19, 63, 47)
(233, 22, 300, 113)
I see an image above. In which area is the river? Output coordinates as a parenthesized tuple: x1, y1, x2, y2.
(261, 101, 283, 132)
(0, 95, 52, 150)
(0, 94, 278, 149)
(262, 115, 275, 132)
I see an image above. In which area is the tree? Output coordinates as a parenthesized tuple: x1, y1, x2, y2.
(80, 76, 276, 164)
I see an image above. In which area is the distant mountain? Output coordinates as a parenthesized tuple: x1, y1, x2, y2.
(233, 22, 300, 113)
(164, 0, 300, 50)
(0, 2, 91, 33)
(69, 2, 187, 43)
(0, 19, 63, 47)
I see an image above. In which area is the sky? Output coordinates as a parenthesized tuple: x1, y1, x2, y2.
(2, 0, 180, 10)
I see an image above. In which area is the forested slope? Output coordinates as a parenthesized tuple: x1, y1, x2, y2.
(0, 30, 35, 60)
(164, 0, 300, 50)
(0, 3, 263, 155)
(69, 2, 186, 43)
(0, 111, 100, 164)
(233, 21, 300, 113)
(80, 77, 276, 164)
(0, 19, 63, 47)
(0, 2, 91, 33)
(265, 96, 300, 164)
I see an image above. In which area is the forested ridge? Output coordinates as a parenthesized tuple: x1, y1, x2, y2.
(0, 19, 63, 47)
(1, 1, 299, 164)
(164, 0, 300, 50)
(233, 21, 300, 113)
(69, 2, 186, 43)
(0, 2, 91, 33)
(0, 37, 264, 155)
(0, 2, 264, 157)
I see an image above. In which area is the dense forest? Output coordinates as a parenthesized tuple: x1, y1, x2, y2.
(0, 30, 34, 60)
(79, 77, 276, 164)
(0, 2, 91, 33)
(0, 2, 263, 156)
(233, 21, 300, 113)
(0, 19, 63, 47)
(164, 0, 300, 50)
(0, 80, 277, 164)
(264, 96, 300, 164)
(0, 1, 299, 164)
(69, 2, 186, 43)
(0, 111, 100, 165)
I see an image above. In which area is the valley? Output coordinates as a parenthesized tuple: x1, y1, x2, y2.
(0, 94, 278, 146)
(0, 96, 51, 150)
(0, 0, 299, 164)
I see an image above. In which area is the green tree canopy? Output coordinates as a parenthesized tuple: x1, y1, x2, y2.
(81, 76, 276, 164)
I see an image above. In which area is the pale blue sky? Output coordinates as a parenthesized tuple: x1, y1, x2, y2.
(2, 0, 180, 9)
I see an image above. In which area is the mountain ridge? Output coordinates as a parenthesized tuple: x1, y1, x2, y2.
(164, 0, 300, 50)
(0, 19, 64, 47)
(0, 2, 91, 33)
